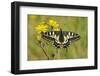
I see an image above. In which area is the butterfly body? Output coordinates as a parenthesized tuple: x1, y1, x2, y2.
(42, 29, 80, 48)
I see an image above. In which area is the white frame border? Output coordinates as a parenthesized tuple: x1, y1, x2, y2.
(20, 6, 95, 70)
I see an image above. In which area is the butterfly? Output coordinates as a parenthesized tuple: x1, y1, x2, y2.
(41, 29, 80, 48)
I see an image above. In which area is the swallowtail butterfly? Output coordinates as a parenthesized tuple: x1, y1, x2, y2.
(42, 29, 80, 48)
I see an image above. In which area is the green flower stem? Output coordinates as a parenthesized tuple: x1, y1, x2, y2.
(40, 46, 50, 60)
(40, 42, 50, 60)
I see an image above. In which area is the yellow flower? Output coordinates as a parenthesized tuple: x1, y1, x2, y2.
(35, 24, 48, 34)
(53, 28, 60, 31)
(49, 19, 59, 28)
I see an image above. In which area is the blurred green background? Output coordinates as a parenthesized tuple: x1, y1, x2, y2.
(28, 15, 88, 61)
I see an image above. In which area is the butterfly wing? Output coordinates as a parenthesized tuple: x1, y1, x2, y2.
(42, 31, 80, 48)
(63, 31, 80, 43)
(42, 31, 59, 41)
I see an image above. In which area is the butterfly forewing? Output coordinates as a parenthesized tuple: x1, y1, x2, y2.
(42, 31, 59, 41)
